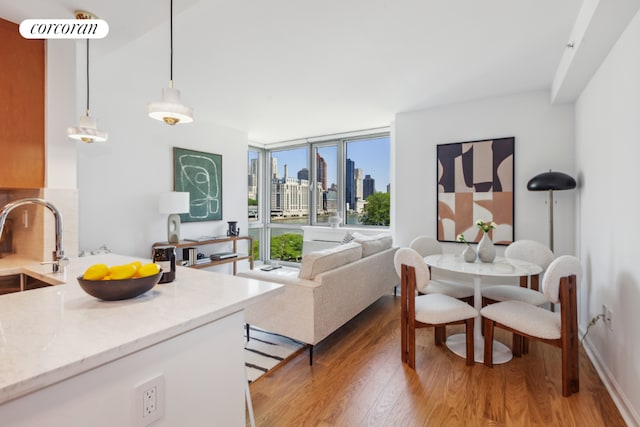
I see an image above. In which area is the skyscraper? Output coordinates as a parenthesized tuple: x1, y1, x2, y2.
(316, 153, 327, 191)
(355, 168, 363, 201)
(248, 158, 258, 201)
(363, 174, 375, 200)
(297, 168, 309, 180)
(346, 158, 355, 211)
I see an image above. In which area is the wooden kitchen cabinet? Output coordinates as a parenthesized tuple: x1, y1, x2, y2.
(0, 18, 45, 189)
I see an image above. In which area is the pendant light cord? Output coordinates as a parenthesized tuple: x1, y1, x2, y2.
(86, 38, 90, 114)
(170, 0, 173, 83)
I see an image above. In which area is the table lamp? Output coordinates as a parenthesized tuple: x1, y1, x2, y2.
(158, 192, 190, 243)
(527, 170, 576, 252)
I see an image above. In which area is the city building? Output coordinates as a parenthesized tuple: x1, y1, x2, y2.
(363, 174, 375, 200)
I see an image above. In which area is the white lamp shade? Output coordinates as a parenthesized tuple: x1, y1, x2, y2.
(148, 87, 193, 125)
(159, 192, 190, 214)
(67, 114, 108, 143)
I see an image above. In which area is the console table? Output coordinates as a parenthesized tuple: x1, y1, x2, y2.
(152, 236, 254, 275)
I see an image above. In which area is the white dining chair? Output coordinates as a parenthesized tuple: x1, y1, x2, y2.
(481, 240, 554, 307)
(395, 248, 478, 367)
(481, 255, 582, 396)
(409, 236, 474, 305)
(481, 240, 554, 353)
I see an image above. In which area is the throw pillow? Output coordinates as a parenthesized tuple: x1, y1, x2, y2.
(352, 232, 393, 257)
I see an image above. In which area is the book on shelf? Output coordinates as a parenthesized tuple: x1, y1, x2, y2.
(210, 252, 238, 260)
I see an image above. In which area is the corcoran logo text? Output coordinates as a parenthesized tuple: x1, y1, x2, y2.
(20, 19, 109, 39)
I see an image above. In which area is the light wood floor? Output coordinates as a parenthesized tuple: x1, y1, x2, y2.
(248, 295, 626, 427)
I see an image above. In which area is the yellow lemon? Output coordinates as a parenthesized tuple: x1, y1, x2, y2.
(129, 261, 143, 277)
(83, 263, 109, 280)
(138, 263, 160, 278)
(108, 264, 136, 280)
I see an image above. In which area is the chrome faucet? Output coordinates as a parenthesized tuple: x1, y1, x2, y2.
(0, 198, 69, 272)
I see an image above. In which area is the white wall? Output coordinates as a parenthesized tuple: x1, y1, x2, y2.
(45, 39, 76, 190)
(393, 90, 575, 257)
(74, 15, 249, 264)
(575, 9, 640, 424)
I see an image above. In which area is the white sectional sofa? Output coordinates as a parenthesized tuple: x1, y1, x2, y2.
(238, 232, 398, 364)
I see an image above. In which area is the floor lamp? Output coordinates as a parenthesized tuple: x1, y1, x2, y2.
(527, 171, 576, 252)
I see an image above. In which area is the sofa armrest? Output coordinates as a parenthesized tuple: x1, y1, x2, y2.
(238, 267, 320, 344)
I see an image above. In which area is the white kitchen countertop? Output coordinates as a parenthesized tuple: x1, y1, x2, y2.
(0, 253, 281, 405)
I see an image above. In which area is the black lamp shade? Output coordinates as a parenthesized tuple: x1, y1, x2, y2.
(527, 171, 576, 191)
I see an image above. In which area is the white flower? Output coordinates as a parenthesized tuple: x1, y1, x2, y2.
(475, 219, 496, 233)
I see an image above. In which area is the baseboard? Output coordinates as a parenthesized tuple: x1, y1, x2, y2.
(580, 327, 640, 426)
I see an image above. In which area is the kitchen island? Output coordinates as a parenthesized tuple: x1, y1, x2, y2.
(0, 253, 281, 426)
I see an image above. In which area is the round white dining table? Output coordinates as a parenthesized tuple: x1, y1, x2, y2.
(423, 253, 543, 364)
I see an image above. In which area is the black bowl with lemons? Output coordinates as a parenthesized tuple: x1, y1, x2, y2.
(77, 262, 162, 301)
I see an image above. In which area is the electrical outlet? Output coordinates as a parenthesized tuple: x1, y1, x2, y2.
(143, 386, 157, 418)
(603, 304, 613, 330)
(135, 374, 165, 426)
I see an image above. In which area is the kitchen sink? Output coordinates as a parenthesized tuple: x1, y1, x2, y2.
(0, 273, 57, 295)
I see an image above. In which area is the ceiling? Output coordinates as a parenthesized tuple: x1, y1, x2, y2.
(0, 0, 583, 144)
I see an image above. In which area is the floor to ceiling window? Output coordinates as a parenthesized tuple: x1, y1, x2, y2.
(247, 129, 390, 264)
(247, 147, 262, 260)
(267, 146, 308, 263)
(345, 135, 391, 226)
(313, 143, 339, 225)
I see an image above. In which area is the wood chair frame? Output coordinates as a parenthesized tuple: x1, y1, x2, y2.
(483, 274, 579, 397)
(400, 264, 474, 368)
(481, 273, 540, 354)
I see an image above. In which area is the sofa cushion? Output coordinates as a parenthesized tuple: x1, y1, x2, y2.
(298, 242, 363, 280)
(352, 232, 393, 257)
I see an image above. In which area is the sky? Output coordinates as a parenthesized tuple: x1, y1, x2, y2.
(270, 136, 390, 191)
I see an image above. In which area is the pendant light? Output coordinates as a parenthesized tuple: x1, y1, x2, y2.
(147, 0, 193, 125)
(67, 11, 107, 143)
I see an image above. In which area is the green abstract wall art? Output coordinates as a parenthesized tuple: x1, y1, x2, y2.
(174, 147, 223, 222)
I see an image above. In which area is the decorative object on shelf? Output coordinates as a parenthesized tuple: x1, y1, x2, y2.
(328, 212, 342, 228)
(436, 137, 514, 245)
(227, 221, 240, 236)
(457, 234, 476, 263)
(174, 147, 222, 222)
(152, 245, 176, 283)
(147, 0, 193, 125)
(527, 170, 576, 252)
(476, 220, 497, 263)
(182, 247, 197, 266)
(210, 252, 238, 260)
(67, 10, 107, 143)
(159, 191, 190, 243)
